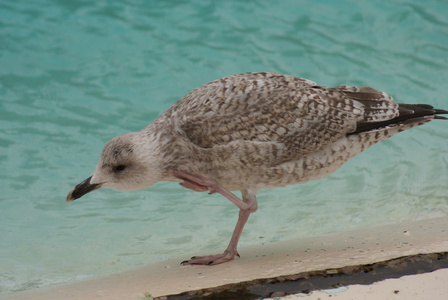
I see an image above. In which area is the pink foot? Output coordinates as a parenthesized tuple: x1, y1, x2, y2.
(172, 170, 219, 193)
(181, 251, 240, 266)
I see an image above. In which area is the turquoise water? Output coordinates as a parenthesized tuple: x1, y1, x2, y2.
(1, 0, 448, 294)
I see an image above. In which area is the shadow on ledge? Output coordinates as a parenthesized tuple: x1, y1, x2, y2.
(161, 252, 448, 300)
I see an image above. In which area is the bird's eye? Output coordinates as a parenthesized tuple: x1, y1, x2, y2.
(113, 165, 126, 172)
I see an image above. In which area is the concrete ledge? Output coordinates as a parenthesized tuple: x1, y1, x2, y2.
(5, 216, 448, 300)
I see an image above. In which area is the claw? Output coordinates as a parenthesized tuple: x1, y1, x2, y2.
(180, 252, 237, 265)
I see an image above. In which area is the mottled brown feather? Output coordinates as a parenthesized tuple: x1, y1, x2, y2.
(164, 73, 395, 160)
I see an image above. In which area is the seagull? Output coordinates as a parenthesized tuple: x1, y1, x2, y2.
(66, 72, 448, 265)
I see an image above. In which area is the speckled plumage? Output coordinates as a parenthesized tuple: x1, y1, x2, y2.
(67, 72, 447, 265)
(147, 72, 435, 190)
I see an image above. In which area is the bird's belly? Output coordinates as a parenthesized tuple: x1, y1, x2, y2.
(247, 137, 362, 190)
(191, 125, 407, 192)
(227, 131, 390, 191)
(250, 127, 403, 190)
(203, 142, 356, 191)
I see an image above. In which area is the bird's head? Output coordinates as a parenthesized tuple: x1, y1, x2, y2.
(66, 132, 161, 203)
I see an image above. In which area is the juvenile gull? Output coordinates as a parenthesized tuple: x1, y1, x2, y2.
(66, 72, 448, 265)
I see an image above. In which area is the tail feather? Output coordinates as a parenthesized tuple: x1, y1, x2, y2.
(351, 103, 448, 134)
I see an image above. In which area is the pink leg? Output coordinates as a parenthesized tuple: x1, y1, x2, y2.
(173, 171, 258, 265)
(173, 171, 255, 211)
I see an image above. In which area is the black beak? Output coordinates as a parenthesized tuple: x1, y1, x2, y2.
(66, 176, 101, 203)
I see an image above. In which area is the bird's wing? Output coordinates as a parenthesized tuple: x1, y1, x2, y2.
(166, 73, 398, 162)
